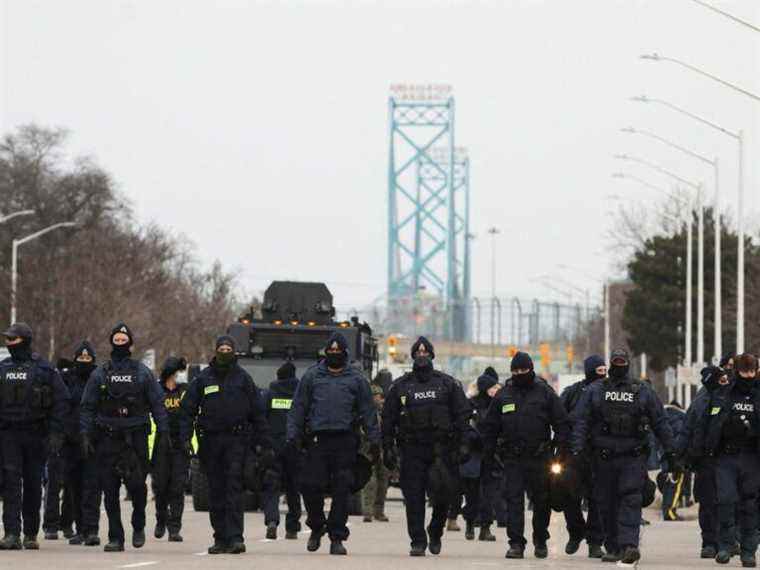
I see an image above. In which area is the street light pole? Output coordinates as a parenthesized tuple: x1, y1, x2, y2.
(11, 222, 77, 323)
(487, 226, 500, 357)
(0, 210, 35, 224)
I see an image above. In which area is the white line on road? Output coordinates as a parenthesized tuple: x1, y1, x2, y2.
(193, 552, 207, 556)
(119, 562, 159, 569)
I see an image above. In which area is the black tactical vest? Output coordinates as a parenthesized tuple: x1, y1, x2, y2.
(497, 383, 553, 450)
(198, 367, 254, 432)
(598, 379, 647, 438)
(162, 384, 187, 437)
(268, 381, 296, 442)
(398, 372, 451, 440)
(0, 358, 53, 421)
(720, 391, 758, 446)
(99, 360, 148, 419)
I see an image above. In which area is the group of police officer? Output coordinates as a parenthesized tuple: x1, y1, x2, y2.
(2, 319, 760, 567)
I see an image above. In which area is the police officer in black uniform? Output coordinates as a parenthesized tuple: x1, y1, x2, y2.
(572, 348, 675, 565)
(382, 336, 470, 557)
(153, 356, 189, 542)
(481, 351, 569, 560)
(0, 322, 69, 550)
(696, 353, 760, 566)
(180, 335, 272, 555)
(59, 341, 101, 546)
(80, 322, 169, 552)
(287, 332, 380, 556)
(559, 354, 605, 558)
(262, 361, 302, 540)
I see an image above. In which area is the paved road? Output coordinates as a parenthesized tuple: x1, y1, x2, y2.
(0, 490, 710, 569)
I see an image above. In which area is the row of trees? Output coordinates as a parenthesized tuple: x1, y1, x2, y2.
(0, 125, 241, 366)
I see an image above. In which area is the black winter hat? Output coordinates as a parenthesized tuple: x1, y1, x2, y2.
(325, 332, 349, 354)
(215, 335, 236, 351)
(410, 336, 435, 359)
(74, 340, 96, 361)
(477, 373, 498, 394)
(277, 361, 296, 380)
(610, 348, 630, 366)
(160, 356, 187, 381)
(110, 321, 134, 346)
(584, 355, 605, 378)
(483, 366, 499, 381)
(510, 351, 533, 371)
(2, 322, 33, 340)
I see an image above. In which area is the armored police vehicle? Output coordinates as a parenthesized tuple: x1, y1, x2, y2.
(190, 281, 379, 511)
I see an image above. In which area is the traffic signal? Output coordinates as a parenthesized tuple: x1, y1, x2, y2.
(388, 335, 398, 357)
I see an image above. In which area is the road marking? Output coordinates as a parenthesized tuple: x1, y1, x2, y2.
(471, 564, 499, 567)
(259, 539, 274, 543)
(119, 563, 159, 569)
(193, 552, 207, 556)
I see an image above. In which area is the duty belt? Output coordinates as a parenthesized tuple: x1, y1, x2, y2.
(597, 445, 647, 460)
(198, 422, 249, 436)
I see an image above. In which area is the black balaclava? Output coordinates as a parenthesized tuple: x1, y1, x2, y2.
(277, 361, 296, 380)
(411, 336, 435, 378)
(110, 321, 134, 360)
(214, 335, 236, 369)
(73, 340, 97, 380)
(8, 337, 32, 362)
(510, 351, 535, 388)
(735, 353, 758, 394)
(477, 372, 498, 395)
(700, 365, 723, 392)
(583, 354, 606, 384)
(324, 333, 349, 370)
(608, 349, 630, 380)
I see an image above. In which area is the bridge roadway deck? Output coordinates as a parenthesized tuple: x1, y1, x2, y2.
(2, 489, 708, 569)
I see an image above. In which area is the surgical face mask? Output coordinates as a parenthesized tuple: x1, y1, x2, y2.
(325, 352, 347, 370)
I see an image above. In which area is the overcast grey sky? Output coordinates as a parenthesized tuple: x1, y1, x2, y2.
(2, 0, 759, 311)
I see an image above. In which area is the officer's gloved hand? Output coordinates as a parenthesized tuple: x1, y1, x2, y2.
(383, 445, 398, 471)
(183, 439, 195, 457)
(81, 433, 95, 459)
(48, 432, 64, 456)
(368, 443, 381, 464)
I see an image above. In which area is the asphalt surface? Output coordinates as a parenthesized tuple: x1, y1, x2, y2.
(0, 489, 714, 569)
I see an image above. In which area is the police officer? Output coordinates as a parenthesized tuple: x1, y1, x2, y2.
(153, 356, 189, 542)
(660, 400, 686, 522)
(697, 353, 760, 566)
(287, 333, 380, 556)
(362, 382, 391, 523)
(180, 335, 272, 555)
(60, 341, 101, 546)
(261, 361, 302, 540)
(481, 351, 569, 560)
(382, 336, 470, 557)
(471, 367, 502, 542)
(680, 365, 731, 559)
(0, 323, 69, 550)
(80, 322, 169, 552)
(572, 348, 675, 565)
(559, 354, 605, 558)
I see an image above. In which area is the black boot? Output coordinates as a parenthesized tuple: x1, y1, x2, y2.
(132, 529, 145, 548)
(0, 534, 22, 550)
(266, 523, 277, 540)
(566, 537, 581, 555)
(83, 534, 100, 547)
(68, 534, 83, 545)
(43, 530, 58, 540)
(307, 529, 324, 552)
(207, 541, 226, 554)
(602, 550, 621, 563)
(154, 522, 166, 539)
(479, 525, 496, 542)
(506, 544, 525, 559)
(589, 544, 604, 558)
(330, 540, 347, 555)
(410, 543, 426, 557)
(534, 543, 548, 559)
(427, 527, 442, 555)
(62, 526, 74, 539)
(104, 541, 125, 552)
(465, 521, 475, 541)
(620, 546, 640, 564)
(168, 532, 183, 542)
(228, 542, 246, 554)
(23, 536, 39, 550)
(700, 545, 717, 559)
(285, 530, 298, 540)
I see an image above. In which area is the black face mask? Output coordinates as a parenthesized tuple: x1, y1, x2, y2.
(325, 352, 347, 370)
(111, 344, 131, 360)
(75, 361, 96, 380)
(609, 365, 629, 379)
(215, 351, 235, 369)
(512, 370, 535, 388)
(737, 375, 755, 393)
(413, 355, 433, 374)
(7, 339, 32, 362)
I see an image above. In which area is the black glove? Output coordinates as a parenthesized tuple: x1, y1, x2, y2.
(259, 447, 276, 470)
(383, 445, 398, 471)
(81, 433, 95, 459)
(48, 432, 64, 456)
(369, 443, 381, 464)
(183, 439, 194, 457)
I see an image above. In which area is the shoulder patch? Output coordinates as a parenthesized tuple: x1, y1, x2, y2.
(204, 385, 220, 396)
(502, 403, 516, 413)
(710, 406, 721, 416)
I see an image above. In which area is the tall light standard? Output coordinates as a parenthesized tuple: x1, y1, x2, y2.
(620, 127, 722, 362)
(688, 0, 760, 34)
(614, 155, 705, 367)
(11, 222, 77, 323)
(637, 54, 760, 353)
(0, 210, 35, 224)
(487, 226, 500, 357)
